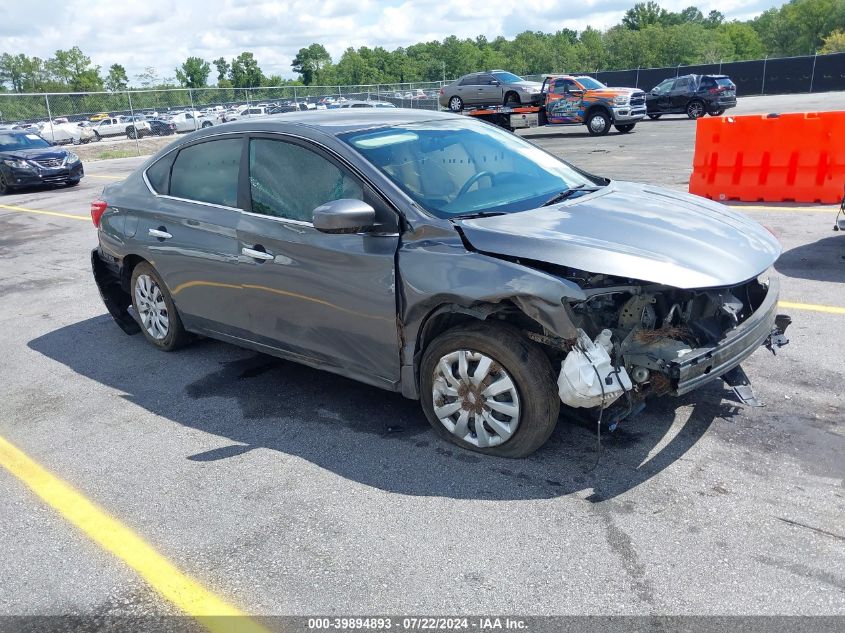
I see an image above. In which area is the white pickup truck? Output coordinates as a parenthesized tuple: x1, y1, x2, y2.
(93, 116, 152, 139)
(166, 111, 216, 133)
(221, 106, 272, 122)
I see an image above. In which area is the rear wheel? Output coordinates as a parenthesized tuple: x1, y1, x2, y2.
(647, 113, 662, 120)
(686, 100, 705, 119)
(586, 110, 611, 136)
(130, 262, 190, 352)
(709, 108, 726, 116)
(201, 121, 212, 128)
(420, 322, 559, 458)
(127, 127, 137, 139)
(93, 132, 101, 142)
(615, 123, 635, 133)
(448, 95, 464, 112)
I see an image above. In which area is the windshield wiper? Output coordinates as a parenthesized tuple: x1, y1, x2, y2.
(453, 211, 507, 220)
(541, 184, 599, 207)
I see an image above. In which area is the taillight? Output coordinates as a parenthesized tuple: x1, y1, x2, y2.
(90, 200, 107, 227)
(709, 86, 726, 94)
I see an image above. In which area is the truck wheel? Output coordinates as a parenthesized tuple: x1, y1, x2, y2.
(686, 100, 705, 119)
(419, 322, 559, 458)
(586, 110, 611, 136)
(201, 121, 212, 128)
(503, 91, 520, 106)
(615, 124, 635, 133)
(448, 96, 464, 112)
(127, 127, 137, 139)
(93, 132, 101, 142)
(647, 113, 661, 120)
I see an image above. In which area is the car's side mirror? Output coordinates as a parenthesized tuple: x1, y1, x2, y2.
(313, 198, 376, 234)
(569, 89, 584, 97)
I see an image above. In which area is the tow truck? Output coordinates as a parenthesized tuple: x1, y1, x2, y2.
(461, 75, 647, 136)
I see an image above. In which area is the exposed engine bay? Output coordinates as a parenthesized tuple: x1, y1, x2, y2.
(547, 269, 790, 413)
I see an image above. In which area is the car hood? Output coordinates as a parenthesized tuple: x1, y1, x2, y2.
(454, 181, 781, 289)
(1, 147, 68, 161)
(513, 81, 543, 90)
(588, 87, 642, 96)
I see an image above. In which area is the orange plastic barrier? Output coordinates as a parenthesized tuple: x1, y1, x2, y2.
(688, 111, 845, 203)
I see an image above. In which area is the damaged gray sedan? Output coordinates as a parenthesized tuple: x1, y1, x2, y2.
(91, 109, 791, 457)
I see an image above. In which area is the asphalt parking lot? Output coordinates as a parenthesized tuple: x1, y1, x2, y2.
(1, 93, 843, 626)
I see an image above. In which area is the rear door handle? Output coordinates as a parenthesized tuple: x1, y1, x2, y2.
(148, 228, 172, 239)
(242, 247, 274, 261)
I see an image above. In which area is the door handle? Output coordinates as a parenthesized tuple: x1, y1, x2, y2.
(242, 247, 274, 261)
(148, 228, 172, 239)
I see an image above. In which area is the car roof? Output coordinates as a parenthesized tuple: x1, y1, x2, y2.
(208, 108, 457, 136)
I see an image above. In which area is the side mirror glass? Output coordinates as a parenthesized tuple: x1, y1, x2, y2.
(313, 198, 376, 234)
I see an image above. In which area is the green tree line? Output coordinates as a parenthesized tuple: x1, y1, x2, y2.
(1, 0, 843, 93)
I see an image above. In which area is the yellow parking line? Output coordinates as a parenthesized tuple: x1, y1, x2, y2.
(86, 174, 124, 180)
(0, 203, 88, 221)
(779, 301, 845, 315)
(728, 205, 836, 213)
(0, 435, 269, 633)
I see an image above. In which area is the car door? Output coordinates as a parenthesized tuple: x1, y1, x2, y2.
(457, 74, 481, 105)
(545, 78, 583, 124)
(648, 79, 673, 113)
(236, 134, 401, 386)
(136, 134, 252, 336)
(669, 76, 691, 112)
(476, 73, 501, 104)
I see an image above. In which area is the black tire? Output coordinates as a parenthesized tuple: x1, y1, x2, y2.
(448, 95, 464, 112)
(201, 121, 212, 128)
(419, 322, 559, 458)
(503, 91, 520, 107)
(647, 113, 661, 120)
(66, 179, 80, 187)
(130, 262, 190, 352)
(709, 108, 726, 116)
(0, 171, 12, 195)
(127, 127, 137, 139)
(686, 99, 705, 119)
(615, 123, 635, 133)
(93, 132, 101, 142)
(586, 109, 611, 136)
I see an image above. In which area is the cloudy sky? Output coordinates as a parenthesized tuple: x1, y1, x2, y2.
(2, 0, 783, 83)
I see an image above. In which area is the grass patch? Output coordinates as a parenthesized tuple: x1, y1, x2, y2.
(92, 148, 139, 160)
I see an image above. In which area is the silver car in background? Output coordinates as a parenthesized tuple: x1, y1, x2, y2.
(439, 70, 543, 111)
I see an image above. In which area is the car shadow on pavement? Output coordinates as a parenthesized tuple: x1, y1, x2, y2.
(28, 315, 733, 502)
(774, 235, 845, 283)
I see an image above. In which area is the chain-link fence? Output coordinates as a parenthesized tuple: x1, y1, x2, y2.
(0, 81, 448, 158)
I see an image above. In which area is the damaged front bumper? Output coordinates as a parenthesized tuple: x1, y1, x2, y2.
(671, 276, 785, 396)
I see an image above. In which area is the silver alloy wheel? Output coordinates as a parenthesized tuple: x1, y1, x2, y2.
(134, 274, 169, 340)
(431, 350, 520, 448)
(589, 114, 607, 133)
(449, 96, 462, 112)
(687, 101, 704, 118)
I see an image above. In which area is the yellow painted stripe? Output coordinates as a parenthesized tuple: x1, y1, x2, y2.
(779, 301, 845, 315)
(0, 435, 270, 633)
(728, 205, 836, 213)
(0, 203, 87, 221)
(86, 174, 125, 180)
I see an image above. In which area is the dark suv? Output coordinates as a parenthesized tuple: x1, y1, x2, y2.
(646, 74, 737, 119)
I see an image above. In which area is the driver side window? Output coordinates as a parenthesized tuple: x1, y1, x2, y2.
(249, 138, 363, 223)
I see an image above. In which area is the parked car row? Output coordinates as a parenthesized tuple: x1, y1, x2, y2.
(439, 69, 737, 122)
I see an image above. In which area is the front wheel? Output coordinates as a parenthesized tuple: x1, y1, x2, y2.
(503, 91, 520, 107)
(201, 121, 212, 128)
(615, 123, 635, 133)
(420, 322, 559, 458)
(448, 95, 464, 112)
(586, 110, 611, 136)
(686, 100, 705, 119)
(709, 108, 726, 116)
(66, 179, 80, 187)
(0, 172, 12, 195)
(130, 262, 191, 351)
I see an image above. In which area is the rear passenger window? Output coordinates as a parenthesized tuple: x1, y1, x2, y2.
(169, 138, 241, 207)
(249, 138, 362, 222)
(459, 75, 479, 86)
(145, 152, 176, 194)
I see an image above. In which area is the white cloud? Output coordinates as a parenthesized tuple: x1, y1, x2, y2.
(0, 0, 783, 83)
